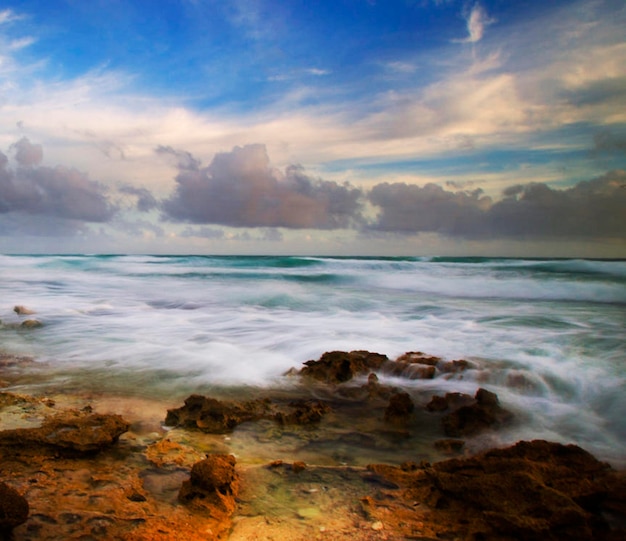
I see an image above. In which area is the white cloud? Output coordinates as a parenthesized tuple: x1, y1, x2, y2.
(459, 3, 495, 44)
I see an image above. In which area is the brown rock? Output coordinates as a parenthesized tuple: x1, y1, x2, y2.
(365, 440, 626, 541)
(425, 391, 473, 412)
(383, 392, 415, 424)
(0, 482, 29, 531)
(0, 412, 129, 453)
(441, 388, 513, 437)
(20, 319, 43, 328)
(13, 305, 35, 315)
(179, 454, 239, 518)
(274, 400, 330, 425)
(299, 350, 388, 384)
(385, 352, 439, 379)
(165, 395, 272, 433)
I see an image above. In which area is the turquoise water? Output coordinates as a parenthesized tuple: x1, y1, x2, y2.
(0, 254, 625, 464)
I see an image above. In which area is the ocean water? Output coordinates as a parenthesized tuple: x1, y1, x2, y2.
(0, 254, 625, 465)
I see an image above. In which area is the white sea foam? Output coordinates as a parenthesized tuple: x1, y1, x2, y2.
(0, 254, 624, 464)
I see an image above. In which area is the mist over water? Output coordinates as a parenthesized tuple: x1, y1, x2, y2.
(0, 254, 624, 465)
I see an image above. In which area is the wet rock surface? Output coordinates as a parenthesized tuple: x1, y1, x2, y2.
(1, 349, 624, 540)
(364, 439, 626, 540)
(0, 481, 29, 532)
(0, 411, 129, 454)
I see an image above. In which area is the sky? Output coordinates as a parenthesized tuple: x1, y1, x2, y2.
(0, 0, 625, 257)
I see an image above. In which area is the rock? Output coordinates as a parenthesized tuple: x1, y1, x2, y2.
(165, 395, 272, 433)
(0, 482, 29, 531)
(20, 319, 43, 328)
(384, 352, 439, 380)
(13, 305, 35, 315)
(383, 392, 415, 424)
(440, 388, 513, 437)
(439, 359, 473, 373)
(365, 440, 626, 541)
(0, 412, 129, 453)
(179, 454, 239, 518)
(425, 391, 474, 412)
(434, 439, 465, 455)
(299, 350, 388, 384)
(274, 400, 330, 425)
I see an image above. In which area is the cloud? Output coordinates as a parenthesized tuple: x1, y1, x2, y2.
(161, 144, 364, 229)
(368, 170, 626, 240)
(368, 182, 492, 235)
(118, 184, 158, 212)
(0, 138, 117, 223)
(459, 3, 494, 44)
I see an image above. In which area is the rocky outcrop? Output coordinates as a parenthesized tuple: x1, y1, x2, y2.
(0, 482, 29, 533)
(165, 395, 272, 433)
(364, 439, 626, 540)
(0, 411, 129, 454)
(179, 454, 239, 522)
(165, 394, 332, 433)
(299, 350, 388, 384)
(427, 387, 514, 437)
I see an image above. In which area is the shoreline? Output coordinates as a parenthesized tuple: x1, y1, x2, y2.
(2, 350, 625, 540)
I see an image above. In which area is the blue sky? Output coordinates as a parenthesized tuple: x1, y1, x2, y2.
(0, 0, 624, 256)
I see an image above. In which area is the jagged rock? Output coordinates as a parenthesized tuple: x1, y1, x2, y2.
(0, 482, 29, 531)
(274, 400, 330, 425)
(365, 440, 626, 541)
(165, 394, 272, 433)
(383, 392, 415, 424)
(425, 391, 474, 412)
(0, 412, 129, 453)
(441, 388, 513, 437)
(299, 350, 388, 384)
(383, 352, 439, 380)
(13, 305, 35, 315)
(179, 454, 239, 519)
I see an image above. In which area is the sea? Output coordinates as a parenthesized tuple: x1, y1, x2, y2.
(0, 254, 624, 466)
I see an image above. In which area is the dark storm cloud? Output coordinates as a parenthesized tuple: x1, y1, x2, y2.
(368, 182, 492, 235)
(161, 144, 363, 229)
(368, 171, 626, 239)
(0, 138, 116, 222)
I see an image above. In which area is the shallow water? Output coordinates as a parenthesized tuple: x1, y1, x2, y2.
(0, 254, 624, 466)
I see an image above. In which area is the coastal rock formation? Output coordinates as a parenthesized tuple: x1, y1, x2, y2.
(0, 411, 129, 454)
(165, 395, 272, 433)
(364, 439, 626, 540)
(0, 481, 29, 532)
(299, 350, 388, 384)
(178, 454, 239, 520)
(165, 395, 332, 433)
(427, 387, 514, 437)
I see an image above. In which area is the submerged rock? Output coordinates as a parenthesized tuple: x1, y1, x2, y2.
(383, 392, 415, 425)
(20, 319, 43, 329)
(365, 439, 626, 540)
(13, 305, 35, 315)
(0, 411, 129, 453)
(0, 481, 29, 532)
